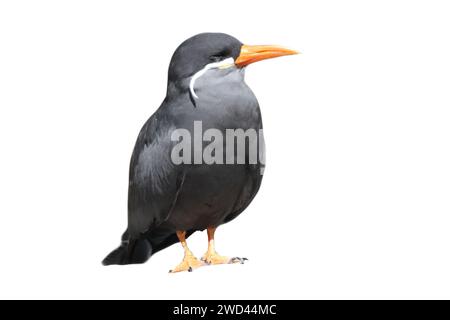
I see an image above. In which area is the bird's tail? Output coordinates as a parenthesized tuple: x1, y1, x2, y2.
(102, 231, 152, 266)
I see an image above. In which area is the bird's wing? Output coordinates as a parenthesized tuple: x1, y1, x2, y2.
(127, 108, 183, 237)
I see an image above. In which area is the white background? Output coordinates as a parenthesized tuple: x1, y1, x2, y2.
(1, 0, 449, 299)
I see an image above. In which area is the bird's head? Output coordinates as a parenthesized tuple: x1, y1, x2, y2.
(167, 33, 298, 100)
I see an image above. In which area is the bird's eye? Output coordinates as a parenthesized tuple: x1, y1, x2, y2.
(210, 49, 230, 62)
(209, 55, 223, 62)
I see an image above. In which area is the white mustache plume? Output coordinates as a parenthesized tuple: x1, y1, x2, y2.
(189, 57, 235, 100)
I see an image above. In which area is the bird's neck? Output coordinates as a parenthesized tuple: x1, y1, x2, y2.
(166, 67, 245, 98)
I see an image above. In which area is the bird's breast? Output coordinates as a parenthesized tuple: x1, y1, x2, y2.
(189, 69, 261, 130)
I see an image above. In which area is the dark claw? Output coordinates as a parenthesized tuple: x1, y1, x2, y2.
(188, 266, 193, 272)
(169, 270, 173, 273)
(230, 257, 247, 264)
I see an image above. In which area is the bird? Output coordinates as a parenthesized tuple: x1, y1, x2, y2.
(102, 33, 297, 272)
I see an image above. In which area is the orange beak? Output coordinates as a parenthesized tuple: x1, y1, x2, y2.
(235, 45, 299, 68)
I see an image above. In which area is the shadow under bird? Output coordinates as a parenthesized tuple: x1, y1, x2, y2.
(103, 33, 298, 272)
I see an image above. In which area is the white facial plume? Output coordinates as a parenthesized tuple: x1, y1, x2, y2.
(189, 57, 235, 99)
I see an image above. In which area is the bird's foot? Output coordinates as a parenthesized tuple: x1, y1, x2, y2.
(201, 251, 248, 265)
(169, 253, 203, 273)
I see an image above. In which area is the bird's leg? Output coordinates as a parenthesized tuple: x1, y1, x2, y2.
(169, 231, 203, 273)
(201, 227, 247, 265)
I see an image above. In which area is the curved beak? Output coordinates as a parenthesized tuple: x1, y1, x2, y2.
(235, 45, 299, 68)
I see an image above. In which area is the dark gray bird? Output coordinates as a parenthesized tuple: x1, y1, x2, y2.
(103, 33, 297, 272)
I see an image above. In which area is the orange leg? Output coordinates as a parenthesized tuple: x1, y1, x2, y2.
(201, 227, 247, 265)
(169, 231, 203, 273)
